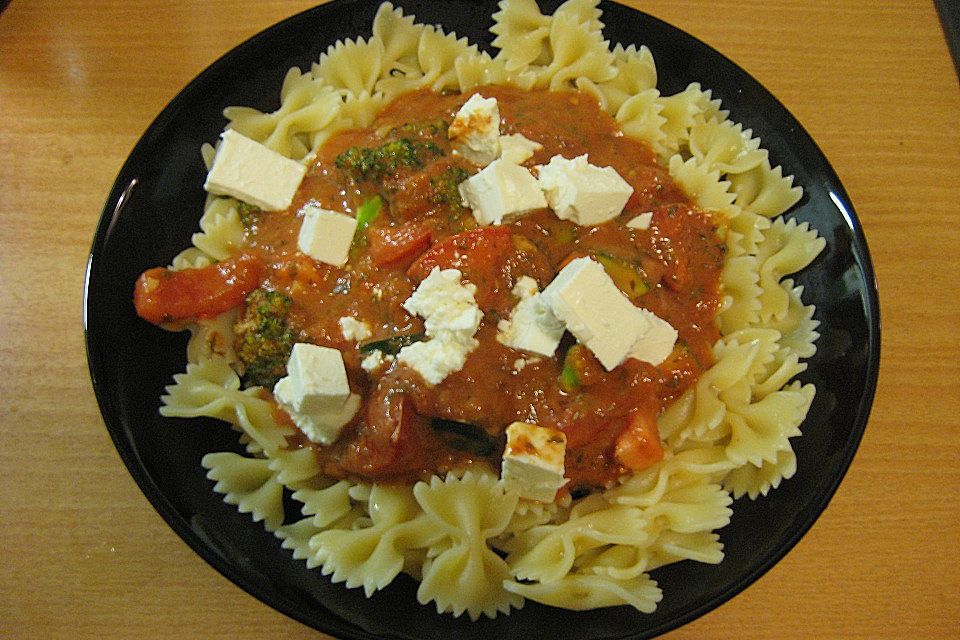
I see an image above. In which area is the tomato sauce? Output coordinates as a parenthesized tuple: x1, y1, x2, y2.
(141, 87, 725, 492)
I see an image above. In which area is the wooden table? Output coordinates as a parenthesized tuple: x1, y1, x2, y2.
(2, 0, 957, 637)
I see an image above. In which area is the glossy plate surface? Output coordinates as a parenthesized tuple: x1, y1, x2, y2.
(84, 1, 881, 638)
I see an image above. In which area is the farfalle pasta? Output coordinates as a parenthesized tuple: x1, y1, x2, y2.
(137, 0, 826, 620)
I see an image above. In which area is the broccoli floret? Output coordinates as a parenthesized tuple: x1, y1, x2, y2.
(335, 137, 444, 183)
(234, 288, 296, 388)
(236, 201, 262, 228)
(429, 165, 471, 210)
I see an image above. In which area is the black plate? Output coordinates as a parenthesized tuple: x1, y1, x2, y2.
(84, 1, 881, 638)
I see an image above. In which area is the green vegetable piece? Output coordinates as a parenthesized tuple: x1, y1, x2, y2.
(358, 333, 425, 356)
(559, 362, 580, 393)
(334, 137, 444, 183)
(595, 252, 650, 299)
(429, 165, 470, 210)
(236, 202, 262, 228)
(353, 196, 382, 238)
(234, 289, 296, 388)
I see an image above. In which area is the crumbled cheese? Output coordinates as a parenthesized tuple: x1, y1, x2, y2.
(496, 276, 565, 357)
(512, 274, 539, 299)
(499, 133, 543, 164)
(204, 129, 306, 211)
(449, 93, 501, 166)
(397, 268, 482, 385)
(361, 349, 393, 373)
(297, 202, 357, 267)
(338, 316, 372, 342)
(458, 158, 547, 226)
(500, 421, 568, 502)
(626, 212, 654, 230)
(512, 355, 541, 372)
(540, 257, 676, 370)
(272, 343, 360, 445)
(535, 154, 634, 226)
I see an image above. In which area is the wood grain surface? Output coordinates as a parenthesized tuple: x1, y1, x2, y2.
(1, 1, 958, 638)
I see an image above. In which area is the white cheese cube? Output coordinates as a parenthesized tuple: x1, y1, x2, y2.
(630, 310, 679, 366)
(272, 343, 360, 445)
(540, 257, 649, 370)
(499, 133, 543, 164)
(338, 317, 372, 342)
(496, 276, 565, 357)
(449, 93, 501, 166)
(541, 257, 678, 369)
(297, 202, 357, 267)
(458, 159, 547, 226)
(204, 129, 306, 211)
(626, 212, 653, 230)
(397, 268, 482, 385)
(283, 343, 351, 406)
(535, 154, 634, 226)
(501, 421, 567, 503)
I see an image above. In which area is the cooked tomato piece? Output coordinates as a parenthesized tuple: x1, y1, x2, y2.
(367, 221, 433, 268)
(614, 408, 664, 471)
(407, 227, 553, 312)
(559, 412, 613, 450)
(339, 386, 435, 478)
(408, 226, 512, 279)
(133, 254, 264, 326)
(556, 411, 627, 489)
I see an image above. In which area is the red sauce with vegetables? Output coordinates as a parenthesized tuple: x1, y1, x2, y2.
(135, 87, 725, 493)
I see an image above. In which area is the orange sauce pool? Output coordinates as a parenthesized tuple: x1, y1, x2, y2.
(239, 86, 725, 492)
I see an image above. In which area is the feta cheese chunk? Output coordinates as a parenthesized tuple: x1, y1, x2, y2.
(501, 421, 568, 503)
(360, 349, 393, 373)
(297, 202, 358, 267)
(458, 158, 547, 226)
(204, 129, 306, 211)
(535, 154, 634, 226)
(272, 343, 360, 445)
(449, 93, 501, 166)
(499, 133, 543, 164)
(397, 268, 482, 385)
(630, 311, 679, 366)
(496, 276, 565, 357)
(626, 212, 653, 230)
(541, 257, 677, 370)
(338, 317, 372, 342)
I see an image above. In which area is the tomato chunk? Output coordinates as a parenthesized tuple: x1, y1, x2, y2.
(408, 226, 512, 279)
(340, 387, 434, 478)
(614, 408, 664, 471)
(407, 227, 552, 312)
(367, 221, 433, 268)
(133, 254, 264, 325)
